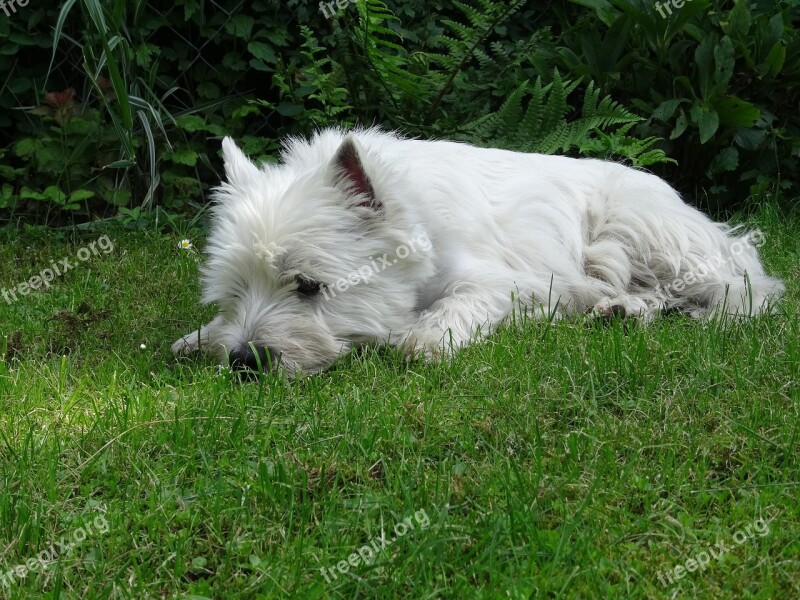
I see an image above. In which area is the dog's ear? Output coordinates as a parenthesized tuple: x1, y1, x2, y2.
(221, 137, 260, 184)
(330, 136, 381, 211)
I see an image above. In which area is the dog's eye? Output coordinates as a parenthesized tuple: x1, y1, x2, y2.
(295, 275, 322, 297)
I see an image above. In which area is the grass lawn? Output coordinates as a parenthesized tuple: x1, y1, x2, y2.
(0, 206, 798, 599)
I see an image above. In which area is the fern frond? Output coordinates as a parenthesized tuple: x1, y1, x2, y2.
(460, 69, 672, 165)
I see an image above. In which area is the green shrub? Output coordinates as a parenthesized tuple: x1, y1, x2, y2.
(559, 0, 800, 210)
(1, 0, 795, 224)
(0, 0, 305, 223)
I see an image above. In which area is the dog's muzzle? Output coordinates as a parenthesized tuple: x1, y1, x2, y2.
(228, 344, 277, 374)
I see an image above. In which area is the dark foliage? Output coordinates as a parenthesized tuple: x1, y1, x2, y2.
(0, 0, 796, 224)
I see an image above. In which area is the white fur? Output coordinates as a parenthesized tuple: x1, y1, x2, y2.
(172, 127, 784, 375)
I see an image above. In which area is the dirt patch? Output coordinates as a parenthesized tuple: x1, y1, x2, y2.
(4, 331, 23, 362)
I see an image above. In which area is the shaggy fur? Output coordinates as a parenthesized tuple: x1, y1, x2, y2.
(172, 128, 784, 375)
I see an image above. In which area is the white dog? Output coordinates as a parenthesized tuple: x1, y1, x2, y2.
(172, 128, 784, 375)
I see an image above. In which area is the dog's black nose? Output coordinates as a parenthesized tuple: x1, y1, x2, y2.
(229, 344, 271, 372)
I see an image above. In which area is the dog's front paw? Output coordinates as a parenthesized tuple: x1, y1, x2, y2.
(171, 331, 201, 355)
(398, 328, 450, 361)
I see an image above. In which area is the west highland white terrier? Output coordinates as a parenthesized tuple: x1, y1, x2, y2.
(172, 128, 784, 375)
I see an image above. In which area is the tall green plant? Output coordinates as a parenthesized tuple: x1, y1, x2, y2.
(51, 0, 176, 209)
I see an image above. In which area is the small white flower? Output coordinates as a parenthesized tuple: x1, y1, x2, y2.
(140, 343, 147, 350)
(178, 239, 193, 250)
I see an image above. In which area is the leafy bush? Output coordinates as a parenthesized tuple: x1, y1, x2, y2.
(0, 0, 306, 224)
(559, 0, 800, 210)
(0, 0, 659, 223)
(0, 0, 795, 224)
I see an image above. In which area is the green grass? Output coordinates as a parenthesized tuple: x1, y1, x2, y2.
(0, 206, 798, 599)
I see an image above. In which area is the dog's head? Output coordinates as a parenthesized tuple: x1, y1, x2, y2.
(199, 132, 434, 376)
